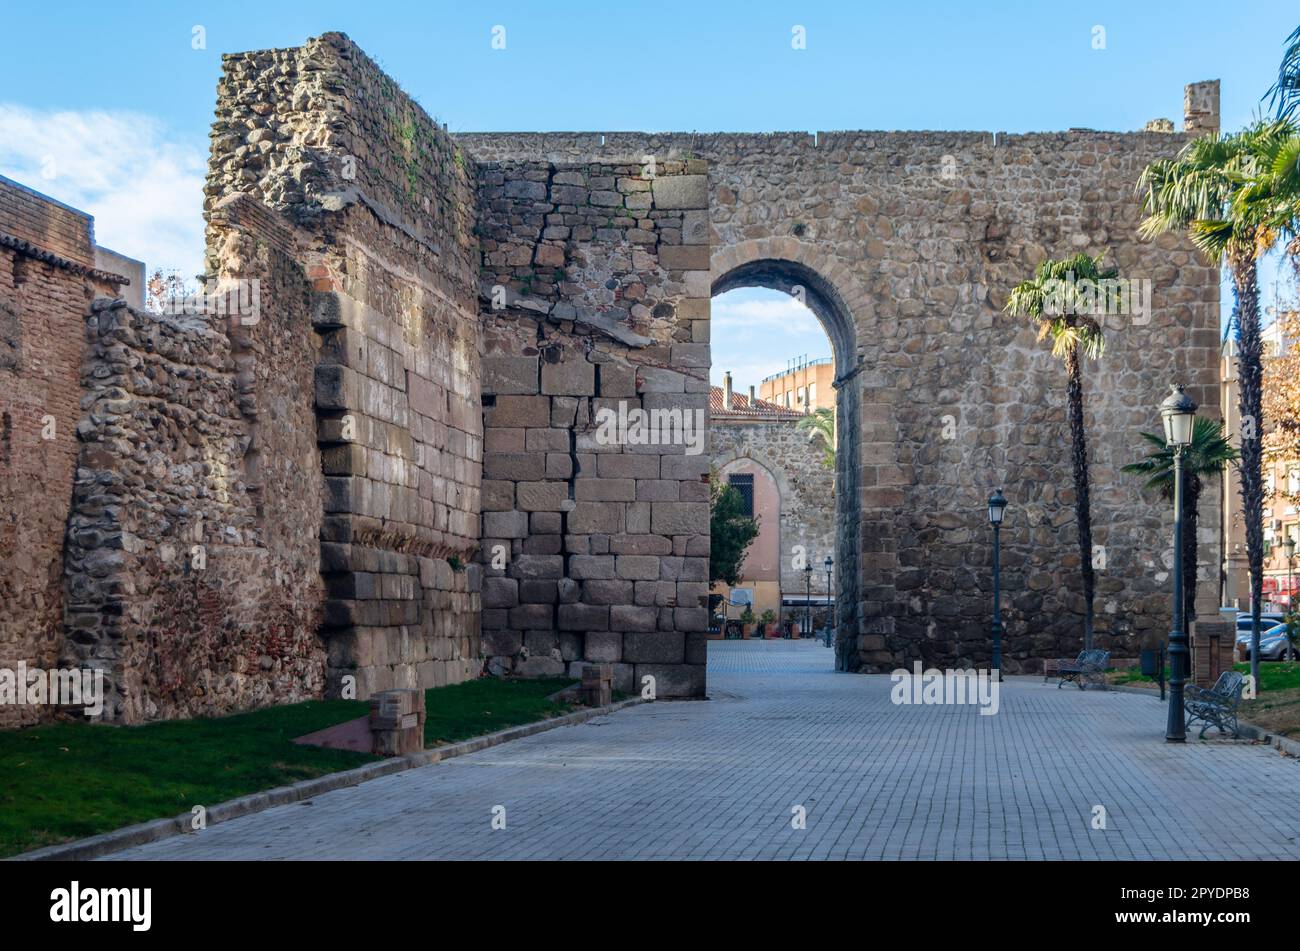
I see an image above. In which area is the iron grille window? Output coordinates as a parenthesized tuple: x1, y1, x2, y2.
(728, 473, 754, 518)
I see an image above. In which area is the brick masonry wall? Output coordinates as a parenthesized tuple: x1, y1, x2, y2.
(0, 179, 126, 727)
(712, 417, 836, 597)
(476, 158, 711, 697)
(206, 33, 483, 700)
(459, 127, 1221, 674)
(0, 174, 95, 266)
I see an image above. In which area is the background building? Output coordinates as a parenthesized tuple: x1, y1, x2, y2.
(758, 356, 835, 413)
(710, 371, 836, 634)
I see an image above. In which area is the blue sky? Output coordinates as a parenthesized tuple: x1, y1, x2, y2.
(1, 1, 1296, 385)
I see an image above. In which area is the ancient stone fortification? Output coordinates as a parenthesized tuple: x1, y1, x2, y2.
(460, 118, 1222, 674)
(0, 31, 1221, 725)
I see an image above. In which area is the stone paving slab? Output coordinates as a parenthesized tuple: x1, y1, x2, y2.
(109, 641, 1300, 860)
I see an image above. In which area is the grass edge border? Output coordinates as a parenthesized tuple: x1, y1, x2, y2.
(7, 696, 649, 862)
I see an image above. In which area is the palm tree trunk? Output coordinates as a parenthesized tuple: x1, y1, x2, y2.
(1233, 253, 1264, 686)
(1065, 343, 1095, 650)
(1182, 475, 1201, 639)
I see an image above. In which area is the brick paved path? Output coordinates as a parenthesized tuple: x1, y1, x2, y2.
(112, 641, 1300, 860)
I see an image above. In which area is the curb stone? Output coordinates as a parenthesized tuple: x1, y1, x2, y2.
(9, 696, 648, 862)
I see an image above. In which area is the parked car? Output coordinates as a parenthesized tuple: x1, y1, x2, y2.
(1237, 621, 1286, 654)
(1243, 628, 1296, 662)
(1236, 613, 1284, 635)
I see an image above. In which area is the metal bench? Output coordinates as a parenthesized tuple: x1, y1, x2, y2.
(1184, 670, 1246, 739)
(1055, 649, 1111, 690)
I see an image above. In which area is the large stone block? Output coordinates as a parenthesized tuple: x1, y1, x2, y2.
(541, 358, 596, 396)
(568, 501, 623, 534)
(488, 395, 551, 428)
(582, 579, 635, 604)
(482, 355, 540, 395)
(517, 481, 569, 511)
(584, 630, 623, 662)
(558, 603, 610, 630)
(635, 662, 705, 698)
(570, 554, 616, 580)
(623, 630, 684, 662)
(616, 555, 661, 580)
(652, 175, 708, 210)
(481, 576, 519, 608)
(483, 510, 528, 538)
(650, 502, 708, 536)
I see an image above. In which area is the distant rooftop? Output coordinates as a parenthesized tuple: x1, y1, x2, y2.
(710, 386, 804, 420)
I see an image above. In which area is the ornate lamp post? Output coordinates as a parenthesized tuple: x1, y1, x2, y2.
(824, 556, 834, 648)
(804, 561, 813, 638)
(1161, 384, 1197, 743)
(988, 488, 1007, 678)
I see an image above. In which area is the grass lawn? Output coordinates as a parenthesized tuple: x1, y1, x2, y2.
(1106, 661, 1300, 738)
(0, 676, 574, 859)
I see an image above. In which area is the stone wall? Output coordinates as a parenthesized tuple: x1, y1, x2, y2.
(459, 115, 1221, 674)
(0, 177, 128, 727)
(712, 417, 836, 597)
(476, 157, 711, 697)
(205, 33, 483, 700)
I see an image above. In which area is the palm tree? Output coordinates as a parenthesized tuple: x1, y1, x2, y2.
(1267, 25, 1300, 121)
(1123, 417, 1239, 637)
(796, 407, 836, 470)
(1138, 122, 1288, 685)
(1005, 252, 1114, 651)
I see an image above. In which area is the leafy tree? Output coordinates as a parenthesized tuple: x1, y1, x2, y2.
(796, 407, 836, 470)
(709, 478, 759, 586)
(1138, 121, 1294, 684)
(1123, 417, 1239, 636)
(1005, 252, 1114, 650)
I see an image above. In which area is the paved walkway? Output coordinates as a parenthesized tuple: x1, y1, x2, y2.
(112, 641, 1300, 860)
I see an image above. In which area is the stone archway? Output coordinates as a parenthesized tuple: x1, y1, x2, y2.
(711, 243, 872, 671)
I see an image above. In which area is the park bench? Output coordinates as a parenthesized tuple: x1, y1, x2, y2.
(1053, 649, 1111, 690)
(1184, 670, 1246, 739)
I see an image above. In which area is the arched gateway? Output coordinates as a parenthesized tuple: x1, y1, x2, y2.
(711, 252, 866, 670)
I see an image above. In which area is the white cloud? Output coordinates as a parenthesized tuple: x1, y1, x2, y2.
(0, 104, 206, 280)
(711, 293, 818, 330)
(710, 287, 834, 388)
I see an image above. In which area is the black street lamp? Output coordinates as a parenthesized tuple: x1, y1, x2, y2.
(988, 488, 1007, 678)
(804, 561, 813, 639)
(824, 556, 834, 648)
(1160, 384, 1197, 743)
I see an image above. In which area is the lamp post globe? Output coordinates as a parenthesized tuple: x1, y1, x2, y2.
(1160, 384, 1197, 743)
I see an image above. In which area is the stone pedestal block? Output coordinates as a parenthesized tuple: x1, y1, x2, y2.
(369, 688, 426, 756)
(581, 663, 613, 707)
